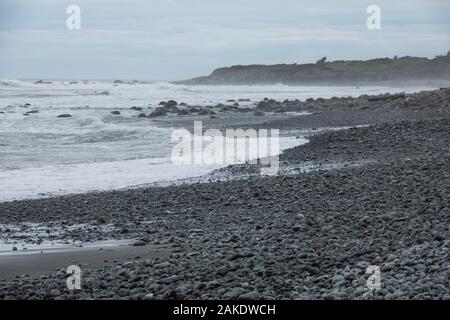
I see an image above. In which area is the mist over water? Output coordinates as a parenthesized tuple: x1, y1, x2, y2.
(0, 80, 435, 201)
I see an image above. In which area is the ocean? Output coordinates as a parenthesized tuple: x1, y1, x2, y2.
(0, 79, 434, 201)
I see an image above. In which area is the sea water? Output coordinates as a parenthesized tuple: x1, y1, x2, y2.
(0, 80, 434, 201)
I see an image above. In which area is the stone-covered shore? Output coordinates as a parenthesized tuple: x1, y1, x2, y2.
(0, 88, 449, 300)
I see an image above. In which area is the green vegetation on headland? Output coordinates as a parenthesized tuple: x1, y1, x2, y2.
(177, 52, 450, 85)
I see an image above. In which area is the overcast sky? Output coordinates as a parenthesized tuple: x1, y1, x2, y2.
(0, 0, 449, 80)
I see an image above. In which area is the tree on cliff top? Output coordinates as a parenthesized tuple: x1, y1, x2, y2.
(316, 57, 327, 64)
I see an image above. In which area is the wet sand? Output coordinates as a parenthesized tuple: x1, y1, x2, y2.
(0, 243, 172, 280)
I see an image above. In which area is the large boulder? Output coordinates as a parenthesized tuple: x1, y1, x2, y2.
(165, 100, 178, 107)
(177, 109, 190, 116)
(148, 107, 167, 118)
(199, 109, 215, 115)
(164, 105, 179, 113)
(34, 80, 52, 84)
(256, 100, 278, 112)
(188, 107, 200, 113)
(57, 114, 72, 118)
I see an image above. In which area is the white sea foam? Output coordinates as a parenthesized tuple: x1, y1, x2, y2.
(0, 79, 27, 88)
(0, 136, 306, 201)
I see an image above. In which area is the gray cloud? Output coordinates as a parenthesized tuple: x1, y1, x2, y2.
(0, 0, 449, 79)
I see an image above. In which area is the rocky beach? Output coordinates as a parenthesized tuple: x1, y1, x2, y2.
(0, 87, 449, 300)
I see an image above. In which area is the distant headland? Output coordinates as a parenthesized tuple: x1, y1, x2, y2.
(176, 53, 450, 86)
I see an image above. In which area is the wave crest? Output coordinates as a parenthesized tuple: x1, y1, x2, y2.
(0, 79, 25, 87)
